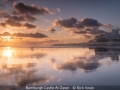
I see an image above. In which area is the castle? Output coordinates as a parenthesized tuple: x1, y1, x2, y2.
(90, 28, 120, 43)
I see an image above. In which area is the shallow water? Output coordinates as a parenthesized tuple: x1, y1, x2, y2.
(0, 47, 120, 87)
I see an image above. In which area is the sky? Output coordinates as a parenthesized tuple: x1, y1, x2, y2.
(0, 0, 120, 46)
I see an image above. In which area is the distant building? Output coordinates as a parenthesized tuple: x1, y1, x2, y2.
(90, 28, 120, 42)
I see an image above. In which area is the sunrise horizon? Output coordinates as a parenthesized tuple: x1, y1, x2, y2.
(0, 0, 119, 47)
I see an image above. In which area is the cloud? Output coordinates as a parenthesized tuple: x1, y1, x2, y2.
(4, 19, 22, 27)
(0, 11, 11, 18)
(76, 28, 105, 36)
(12, 32, 48, 38)
(47, 26, 56, 33)
(23, 23, 36, 29)
(0, 11, 38, 30)
(0, 23, 6, 27)
(8, 14, 37, 22)
(8, 15, 25, 22)
(13, 2, 53, 15)
(56, 8, 61, 12)
(0, 2, 54, 31)
(23, 14, 37, 21)
(83, 35, 92, 39)
(0, 12, 37, 30)
(0, 19, 37, 29)
(74, 21, 84, 28)
(53, 17, 102, 29)
(0, 11, 37, 22)
(69, 28, 106, 35)
(53, 17, 78, 28)
(81, 18, 102, 27)
(85, 28, 106, 35)
(53, 17, 111, 35)
(2, 32, 11, 36)
(72, 30, 87, 34)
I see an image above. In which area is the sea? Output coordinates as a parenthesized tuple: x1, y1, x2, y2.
(0, 46, 120, 90)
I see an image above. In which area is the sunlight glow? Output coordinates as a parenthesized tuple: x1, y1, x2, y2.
(1, 36, 11, 41)
(2, 47, 13, 58)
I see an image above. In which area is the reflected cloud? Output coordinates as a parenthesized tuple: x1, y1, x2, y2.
(17, 74, 51, 87)
(26, 63, 37, 68)
(50, 47, 120, 73)
(49, 58, 56, 65)
(0, 48, 52, 89)
(47, 47, 120, 73)
(52, 55, 102, 73)
(15, 69, 51, 87)
(0, 62, 52, 89)
(0, 47, 120, 87)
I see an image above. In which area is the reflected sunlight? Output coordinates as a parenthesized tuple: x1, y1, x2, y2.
(2, 47, 13, 58)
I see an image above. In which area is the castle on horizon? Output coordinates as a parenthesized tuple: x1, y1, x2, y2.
(89, 28, 120, 43)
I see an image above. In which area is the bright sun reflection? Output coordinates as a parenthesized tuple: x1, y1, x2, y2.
(2, 47, 13, 58)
